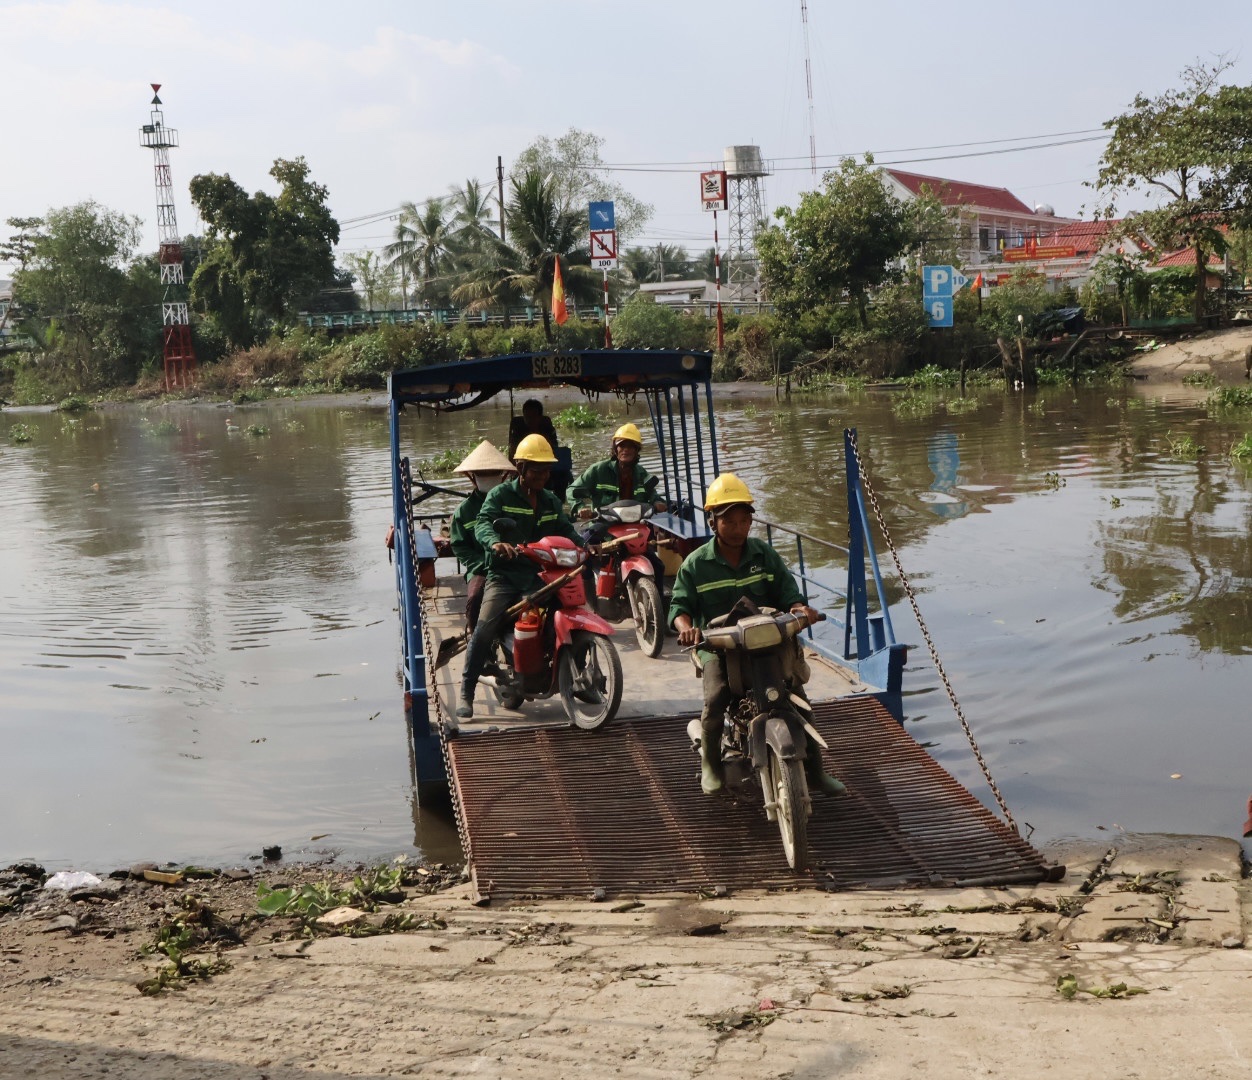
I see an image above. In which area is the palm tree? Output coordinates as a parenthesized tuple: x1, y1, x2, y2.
(453, 168, 598, 340)
(448, 179, 498, 252)
(384, 199, 455, 308)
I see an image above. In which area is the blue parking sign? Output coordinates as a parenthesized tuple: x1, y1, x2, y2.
(923, 265, 955, 296)
(589, 201, 615, 229)
(926, 296, 953, 328)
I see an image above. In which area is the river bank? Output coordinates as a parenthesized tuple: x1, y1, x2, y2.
(2, 834, 1249, 1078)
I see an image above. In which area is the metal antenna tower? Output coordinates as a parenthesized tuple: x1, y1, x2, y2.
(139, 84, 196, 389)
(800, 0, 817, 176)
(723, 145, 770, 301)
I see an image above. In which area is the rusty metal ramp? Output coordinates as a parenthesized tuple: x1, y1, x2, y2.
(447, 697, 1056, 899)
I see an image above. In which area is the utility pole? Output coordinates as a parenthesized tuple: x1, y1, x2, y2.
(496, 156, 506, 241)
(656, 243, 663, 282)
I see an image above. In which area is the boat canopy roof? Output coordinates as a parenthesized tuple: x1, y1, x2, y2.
(389, 349, 714, 409)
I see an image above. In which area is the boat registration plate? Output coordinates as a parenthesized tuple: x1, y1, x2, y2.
(531, 354, 582, 380)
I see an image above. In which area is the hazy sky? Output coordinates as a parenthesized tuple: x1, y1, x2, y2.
(1, 0, 1246, 278)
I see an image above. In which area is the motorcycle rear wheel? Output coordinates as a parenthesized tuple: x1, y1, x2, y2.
(557, 630, 623, 730)
(627, 576, 664, 658)
(763, 748, 810, 870)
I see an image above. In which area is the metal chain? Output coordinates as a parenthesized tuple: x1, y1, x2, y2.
(847, 430, 1019, 835)
(399, 459, 472, 862)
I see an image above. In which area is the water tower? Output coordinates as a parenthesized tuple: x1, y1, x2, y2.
(723, 145, 770, 301)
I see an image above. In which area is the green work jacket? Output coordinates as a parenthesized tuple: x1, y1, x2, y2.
(449, 490, 487, 580)
(474, 478, 582, 591)
(667, 537, 804, 659)
(570, 457, 658, 512)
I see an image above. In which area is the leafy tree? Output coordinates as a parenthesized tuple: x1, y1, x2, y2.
(610, 293, 684, 347)
(1087, 250, 1150, 324)
(1, 216, 44, 272)
(758, 155, 915, 328)
(189, 156, 340, 346)
(1096, 60, 1252, 322)
(512, 129, 653, 241)
(12, 201, 160, 387)
(341, 250, 397, 311)
(454, 168, 598, 340)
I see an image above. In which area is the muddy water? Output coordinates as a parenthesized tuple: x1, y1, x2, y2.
(2, 384, 1250, 868)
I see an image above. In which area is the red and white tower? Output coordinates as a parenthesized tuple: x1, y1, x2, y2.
(139, 84, 196, 388)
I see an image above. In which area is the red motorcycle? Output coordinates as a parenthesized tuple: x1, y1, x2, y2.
(588, 499, 666, 658)
(484, 531, 623, 729)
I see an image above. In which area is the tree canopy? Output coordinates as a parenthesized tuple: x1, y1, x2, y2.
(1096, 60, 1252, 321)
(189, 156, 340, 347)
(758, 155, 919, 328)
(12, 202, 160, 386)
(513, 128, 653, 242)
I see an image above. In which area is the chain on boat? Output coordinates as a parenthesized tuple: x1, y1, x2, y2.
(847, 429, 1020, 836)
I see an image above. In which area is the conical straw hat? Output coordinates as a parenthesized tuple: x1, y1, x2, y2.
(453, 440, 516, 475)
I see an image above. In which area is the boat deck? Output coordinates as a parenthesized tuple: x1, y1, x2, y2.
(421, 568, 1057, 898)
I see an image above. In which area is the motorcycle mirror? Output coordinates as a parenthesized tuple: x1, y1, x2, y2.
(493, 516, 518, 539)
(644, 475, 660, 493)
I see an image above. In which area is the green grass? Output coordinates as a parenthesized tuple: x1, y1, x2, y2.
(891, 395, 939, 419)
(56, 394, 94, 413)
(1229, 434, 1252, 461)
(1182, 371, 1218, 388)
(1164, 431, 1205, 458)
(944, 396, 981, 415)
(7, 423, 32, 443)
(416, 439, 480, 475)
(1207, 386, 1252, 412)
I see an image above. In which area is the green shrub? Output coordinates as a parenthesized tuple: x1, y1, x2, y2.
(1182, 371, 1217, 388)
(1230, 434, 1252, 461)
(1207, 386, 1252, 411)
(56, 394, 94, 413)
(8, 423, 33, 443)
(610, 294, 686, 349)
(555, 403, 604, 430)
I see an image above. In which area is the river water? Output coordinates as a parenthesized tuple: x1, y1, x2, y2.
(2, 384, 1250, 870)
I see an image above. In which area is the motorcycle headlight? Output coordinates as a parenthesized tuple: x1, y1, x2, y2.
(616, 505, 642, 523)
(554, 548, 582, 567)
(740, 620, 783, 651)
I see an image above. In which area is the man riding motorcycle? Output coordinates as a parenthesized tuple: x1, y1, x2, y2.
(448, 441, 516, 633)
(571, 423, 668, 596)
(456, 434, 585, 719)
(570, 423, 666, 517)
(668, 473, 846, 797)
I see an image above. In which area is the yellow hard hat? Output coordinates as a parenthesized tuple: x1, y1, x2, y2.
(613, 422, 643, 446)
(513, 433, 558, 465)
(704, 472, 755, 514)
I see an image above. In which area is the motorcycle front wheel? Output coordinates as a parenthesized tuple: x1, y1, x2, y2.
(627, 576, 664, 658)
(557, 630, 623, 730)
(763, 748, 810, 870)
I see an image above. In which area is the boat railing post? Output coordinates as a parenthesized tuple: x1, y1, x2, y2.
(677, 385, 696, 515)
(647, 391, 673, 507)
(844, 430, 871, 660)
(703, 380, 721, 477)
(690, 381, 709, 499)
(663, 389, 685, 513)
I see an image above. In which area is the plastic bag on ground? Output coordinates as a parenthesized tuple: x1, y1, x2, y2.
(43, 871, 103, 891)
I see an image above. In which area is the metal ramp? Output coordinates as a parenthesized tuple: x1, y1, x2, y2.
(448, 697, 1056, 900)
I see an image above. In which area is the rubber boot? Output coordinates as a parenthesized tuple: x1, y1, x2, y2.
(805, 741, 846, 796)
(455, 680, 475, 720)
(699, 717, 725, 795)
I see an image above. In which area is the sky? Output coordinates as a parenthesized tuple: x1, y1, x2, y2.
(1, 0, 1247, 280)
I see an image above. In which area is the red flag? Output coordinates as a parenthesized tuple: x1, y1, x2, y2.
(551, 257, 568, 326)
(972, 273, 984, 289)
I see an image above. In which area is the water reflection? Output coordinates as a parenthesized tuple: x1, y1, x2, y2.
(2, 384, 1251, 866)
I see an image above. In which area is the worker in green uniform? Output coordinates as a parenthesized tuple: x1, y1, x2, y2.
(571, 422, 668, 593)
(449, 441, 516, 633)
(456, 434, 585, 719)
(668, 473, 845, 797)
(570, 423, 666, 517)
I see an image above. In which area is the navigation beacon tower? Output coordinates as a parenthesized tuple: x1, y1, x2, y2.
(723, 145, 770, 301)
(139, 84, 196, 388)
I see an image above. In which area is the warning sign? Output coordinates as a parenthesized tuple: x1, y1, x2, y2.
(590, 229, 618, 269)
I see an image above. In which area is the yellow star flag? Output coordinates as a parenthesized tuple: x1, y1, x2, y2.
(551, 256, 569, 326)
